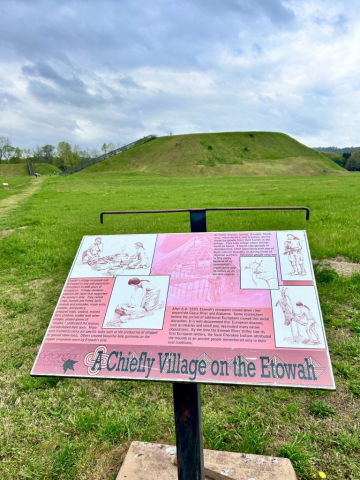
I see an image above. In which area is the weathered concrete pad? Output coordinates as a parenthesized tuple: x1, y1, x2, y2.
(117, 441, 297, 480)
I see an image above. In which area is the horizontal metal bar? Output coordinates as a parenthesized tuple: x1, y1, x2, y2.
(100, 206, 310, 224)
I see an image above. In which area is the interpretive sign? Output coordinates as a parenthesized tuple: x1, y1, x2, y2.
(32, 231, 335, 389)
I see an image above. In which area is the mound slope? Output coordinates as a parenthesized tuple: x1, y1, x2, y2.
(0, 164, 29, 177)
(0, 163, 60, 178)
(80, 132, 344, 176)
(34, 164, 61, 175)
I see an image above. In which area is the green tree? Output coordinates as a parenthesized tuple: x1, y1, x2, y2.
(346, 151, 360, 171)
(57, 142, 74, 170)
(101, 142, 116, 155)
(31, 146, 43, 163)
(41, 145, 56, 164)
(3, 144, 15, 161)
(8, 147, 23, 164)
(323, 152, 346, 168)
(73, 146, 91, 163)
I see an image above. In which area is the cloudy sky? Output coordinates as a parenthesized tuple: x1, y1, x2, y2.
(0, 0, 359, 150)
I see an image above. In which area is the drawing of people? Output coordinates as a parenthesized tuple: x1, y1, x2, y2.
(106, 253, 130, 275)
(127, 242, 150, 269)
(82, 237, 103, 265)
(242, 259, 276, 288)
(295, 302, 321, 345)
(275, 287, 301, 340)
(113, 278, 163, 325)
(283, 234, 306, 276)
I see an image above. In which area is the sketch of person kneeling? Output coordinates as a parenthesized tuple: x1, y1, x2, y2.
(127, 242, 150, 269)
(113, 278, 164, 326)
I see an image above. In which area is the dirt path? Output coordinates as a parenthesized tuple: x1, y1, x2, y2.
(313, 257, 360, 276)
(0, 178, 43, 224)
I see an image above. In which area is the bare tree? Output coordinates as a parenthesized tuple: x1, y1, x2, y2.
(106, 142, 116, 152)
(90, 148, 101, 158)
(22, 148, 32, 159)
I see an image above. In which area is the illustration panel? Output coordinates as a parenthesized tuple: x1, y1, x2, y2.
(151, 233, 251, 307)
(70, 234, 157, 278)
(103, 275, 170, 329)
(240, 256, 279, 290)
(271, 286, 325, 349)
(277, 231, 313, 281)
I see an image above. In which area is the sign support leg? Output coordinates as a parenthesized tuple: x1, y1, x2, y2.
(173, 383, 205, 480)
(172, 210, 206, 480)
(189, 210, 207, 233)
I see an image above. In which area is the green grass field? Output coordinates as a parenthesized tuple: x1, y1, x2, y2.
(81, 132, 344, 177)
(0, 172, 360, 480)
(0, 178, 33, 201)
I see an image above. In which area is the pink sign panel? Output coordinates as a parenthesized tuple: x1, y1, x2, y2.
(32, 231, 335, 389)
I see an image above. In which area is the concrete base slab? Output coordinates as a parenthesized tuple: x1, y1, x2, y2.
(117, 441, 297, 480)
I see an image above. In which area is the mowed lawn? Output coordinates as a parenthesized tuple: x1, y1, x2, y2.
(0, 173, 360, 480)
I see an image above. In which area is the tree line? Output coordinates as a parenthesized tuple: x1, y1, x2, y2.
(0, 136, 119, 170)
(322, 151, 360, 171)
(314, 146, 360, 155)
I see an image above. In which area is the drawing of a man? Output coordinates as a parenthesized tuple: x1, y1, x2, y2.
(295, 302, 321, 345)
(275, 287, 300, 339)
(82, 237, 103, 265)
(276, 288, 295, 325)
(283, 234, 306, 276)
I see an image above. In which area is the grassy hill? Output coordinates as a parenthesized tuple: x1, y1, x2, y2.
(0, 163, 60, 178)
(80, 131, 344, 176)
(34, 164, 60, 175)
(0, 164, 30, 177)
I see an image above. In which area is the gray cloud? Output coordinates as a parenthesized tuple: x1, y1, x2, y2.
(195, 0, 295, 24)
(0, 0, 297, 70)
(0, 90, 19, 106)
(0, 0, 359, 149)
(117, 76, 144, 90)
(21, 61, 123, 108)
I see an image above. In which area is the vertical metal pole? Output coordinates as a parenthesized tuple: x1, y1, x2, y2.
(173, 383, 204, 480)
(189, 210, 207, 233)
(172, 209, 206, 480)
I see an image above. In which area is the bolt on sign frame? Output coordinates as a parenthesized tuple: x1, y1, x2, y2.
(32, 206, 336, 480)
